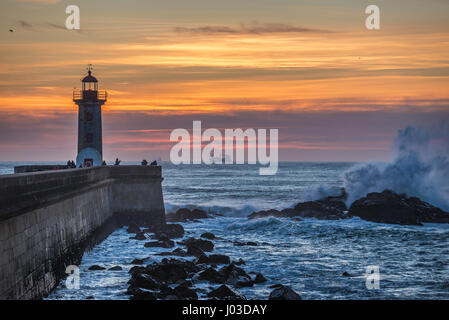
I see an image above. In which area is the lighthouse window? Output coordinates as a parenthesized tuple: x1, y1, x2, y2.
(84, 133, 93, 143)
(84, 110, 93, 121)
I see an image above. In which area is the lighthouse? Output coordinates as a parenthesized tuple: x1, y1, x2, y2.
(73, 66, 107, 168)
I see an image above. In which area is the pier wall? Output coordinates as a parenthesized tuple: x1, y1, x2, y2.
(0, 166, 165, 300)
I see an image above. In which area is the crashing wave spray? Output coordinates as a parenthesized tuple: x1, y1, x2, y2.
(344, 121, 449, 210)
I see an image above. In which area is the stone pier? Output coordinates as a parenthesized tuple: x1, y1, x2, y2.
(0, 165, 165, 300)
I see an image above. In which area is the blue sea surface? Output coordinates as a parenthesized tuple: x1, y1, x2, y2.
(2, 162, 449, 299)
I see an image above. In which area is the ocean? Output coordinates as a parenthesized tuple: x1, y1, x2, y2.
(2, 161, 449, 300)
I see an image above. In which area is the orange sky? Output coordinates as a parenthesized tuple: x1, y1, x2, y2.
(1, 0, 449, 161)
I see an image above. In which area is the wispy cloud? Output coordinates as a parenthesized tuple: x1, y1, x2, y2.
(174, 21, 333, 35)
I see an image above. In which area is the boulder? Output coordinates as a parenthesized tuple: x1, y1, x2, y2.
(200, 232, 216, 240)
(196, 267, 226, 283)
(145, 258, 198, 284)
(88, 265, 106, 271)
(166, 208, 209, 222)
(186, 244, 205, 257)
(233, 241, 257, 247)
(108, 266, 123, 271)
(174, 282, 198, 300)
(207, 285, 246, 300)
(348, 190, 449, 226)
(144, 239, 175, 248)
(179, 238, 214, 252)
(218, 264, 253, 287)
(254, 273, 267, 283)
(196, 254, 230, 265)
(269, 285, 302, 300)
(128, 288, 157, 300)
(128, 273, 159, 290)
(154, 224, 185, 239)
(130, 258, 148, 265)
(248, 190, 347, 220)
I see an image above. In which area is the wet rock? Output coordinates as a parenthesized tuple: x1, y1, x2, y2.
(127, 223, 140, 234)
(108, 266, 123, 271)
(196, 254, 230, 265)
(207, 285, 246, 300)
(248, 190, 347, 220)
(342, 271, 351, 277)
(174, 282, 198, 300)
(349, 190, 449, 226)
(196, 267, 226, 283)
(153, 223, 185, 239)
(130, 231, 147, 240)
(144, 239, 175, 248)
(233, 258, 246, 266)
(157, 284, 177, 299)
(269, 285, 302, 300)
(254, 273, 267, 283)
(233, 241, 257, 247)
(86, 296, 94, 300)
(186, 244, 205, 257)
(88, 265, 106, 271)
(179, 238, 214, 252)
(218, 264, 253, 287)
(145, 258, 198, 284)
(158, 247, 188, 257)
(200, 232, 216, 240)
(130, 258, 148, 265)
(166, 208, 209, 222)
(128, 288, 157, 300)
(128, 273, 159, 290)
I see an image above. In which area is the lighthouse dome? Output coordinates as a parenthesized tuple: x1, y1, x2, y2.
(82, 70, 98, 82)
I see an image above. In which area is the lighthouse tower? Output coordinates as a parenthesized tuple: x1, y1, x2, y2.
(73, 66, 107, 168)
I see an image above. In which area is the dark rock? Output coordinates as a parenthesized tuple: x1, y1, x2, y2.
(254, 273, 267, 283)
(174, 282, 198, 300)
(128, 273, 159, 290)
(207, 285, 246, 300)
(269, 285, 302, 300)
(179, 238, 214, 252)
(348, 190, 449, 226)
(86, 296, 94, 299)
(200, 232, 216, 240)
(127, 223, 140, 234)
(196, 267, 226, 283)
(88, 265, 106, 271)
(196, 254, 230, 265)
(128, 288, 157, 300)
(145, 258, 198, 284)
(129, 266, 146, 275)
(233, 241, 257, 247)
(144, 239, 175, 248)
(218, 264, 253, 287)
(166, 208, 209, 222)
(130, 258, 148, 265)
(186, 244, 205, 257)
(130, 231, 147, 240)
(248, 190, 347, 220)
(154, 224, 185, 239)
(233, 258, 246, 266)
(342, 271, 351, 277)
(108, 266, 123, 271)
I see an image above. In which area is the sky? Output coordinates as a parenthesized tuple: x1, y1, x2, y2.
(0, 0, 448, 162)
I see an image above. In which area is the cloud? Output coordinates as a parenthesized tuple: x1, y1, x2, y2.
(16, 0, 61, 4)
(18, 20, 33, 30)
(174, 21, 333, 35)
